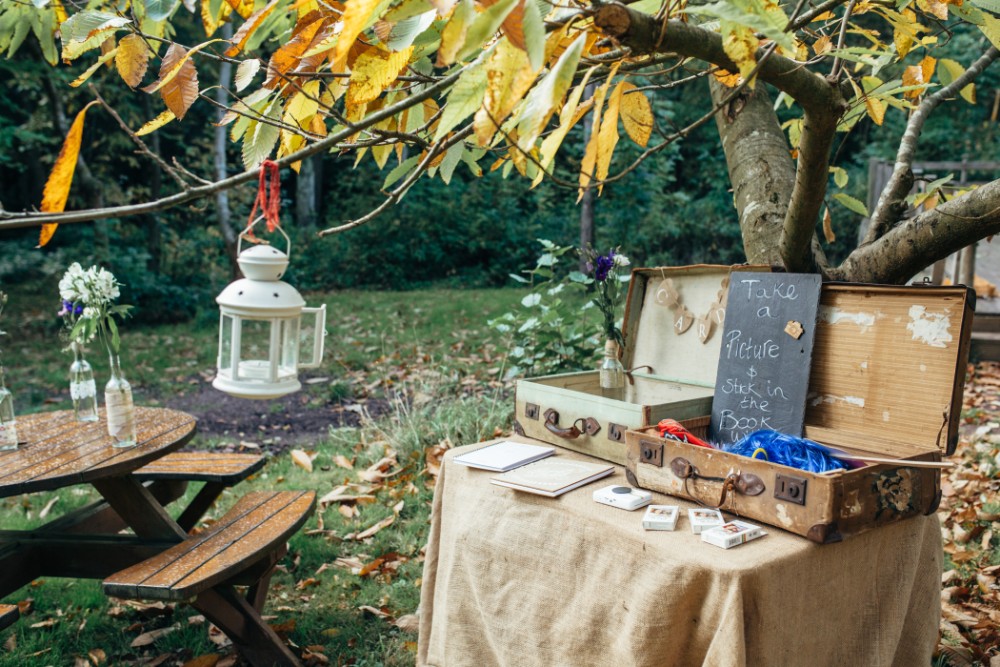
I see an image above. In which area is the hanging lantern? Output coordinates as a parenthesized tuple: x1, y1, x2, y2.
(214, 226, 326, 399)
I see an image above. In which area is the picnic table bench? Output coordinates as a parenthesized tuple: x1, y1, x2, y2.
(0, 408, 313, 667)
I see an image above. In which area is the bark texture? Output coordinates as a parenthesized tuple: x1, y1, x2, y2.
(709, 80, 792, 265)
(832, 179, 1000, 283)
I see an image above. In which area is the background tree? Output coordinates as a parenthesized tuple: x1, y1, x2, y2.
(1, 0, 999, 285)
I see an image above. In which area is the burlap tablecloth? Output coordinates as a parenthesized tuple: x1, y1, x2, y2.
(418, 439, 942, 667)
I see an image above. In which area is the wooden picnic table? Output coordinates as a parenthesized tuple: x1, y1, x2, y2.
(0, 407, 313, 666)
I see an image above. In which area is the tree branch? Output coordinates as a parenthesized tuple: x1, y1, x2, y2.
(786, 0, 852, 31)
(592, 4, 845, 115)
(780, 110, 839, 271)
(833, 177, 1000, 283)
(864, 46, 1000, 245)
(0, 67, 469, 230)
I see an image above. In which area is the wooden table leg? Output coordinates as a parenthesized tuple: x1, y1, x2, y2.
(194, 585, 302, 667)
(0, 540, 40, 597)
(176, 481, 227, 533)
(92, 477, 187, 540)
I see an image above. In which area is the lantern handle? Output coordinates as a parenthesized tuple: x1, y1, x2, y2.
(238, 216, 292, 259)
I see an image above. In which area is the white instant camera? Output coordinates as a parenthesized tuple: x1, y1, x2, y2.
(593, 485, 653, 511)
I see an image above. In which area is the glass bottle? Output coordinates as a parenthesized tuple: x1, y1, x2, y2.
(105, 354, 136, 448)
(69, 342, 99, 422)
(0, 367, 18, 451)
(600, 340, 625, 401)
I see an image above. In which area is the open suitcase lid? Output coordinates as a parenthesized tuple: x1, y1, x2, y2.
(621, 265, 771, 388)
(803, 283, 976, 457)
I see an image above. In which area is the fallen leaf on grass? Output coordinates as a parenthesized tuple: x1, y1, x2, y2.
(296, 577, 321, 590)
(394, 613, 419, 633)
(30, 618, 57, 629)
(333, 556, 365, 573)
(131, 623, 179, 647)
(38, 496, 59, 520)
(350, 515, 395, 541)
(339, 504, 358, 519)
(333, 455, 354, 470)
(88, 648, 107, 665)
(291, 449, 314, 473)
(358, 605, 392, 620)
(3, 634, 14, 651)
(181, 655, 221, 667)
(208, 623, 232, 648)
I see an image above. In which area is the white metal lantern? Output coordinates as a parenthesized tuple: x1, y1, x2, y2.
(213, 227, 326, 399)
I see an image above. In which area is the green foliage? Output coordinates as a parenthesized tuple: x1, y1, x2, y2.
(489, 240, 598, 379)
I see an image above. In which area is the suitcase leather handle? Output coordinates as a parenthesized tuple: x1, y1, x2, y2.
(669, 457, 765, 508)
(543, 409, 601, 440)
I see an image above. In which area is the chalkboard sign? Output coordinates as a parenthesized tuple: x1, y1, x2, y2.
(710, 272, 822, 445)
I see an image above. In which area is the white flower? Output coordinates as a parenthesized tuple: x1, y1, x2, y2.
(58, 262, 85, 302)
(82, 306, 98, 319)
(613, 254, 631, 267)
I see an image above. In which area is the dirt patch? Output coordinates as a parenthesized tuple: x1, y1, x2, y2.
(151, 377, 393, 453)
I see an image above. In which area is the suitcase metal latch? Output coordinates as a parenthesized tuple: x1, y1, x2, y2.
(774, 474, 807, 505)
(639, 439, 664, 467)
(524, 403, 540, 420)
(608, 423, 626, 443)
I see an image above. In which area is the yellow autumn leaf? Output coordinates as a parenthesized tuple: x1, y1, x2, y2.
(619, 83, 652, 148)
(902, 64, 925, 98)
(136, 109, 176, 136)
(938, 58, 976, 104)
(291, 449, 314, 472)
(713, 68, 741, 88)
(822, 207, 836, 243)
(334, 0, 384, 70)
(143, 40, 221, 93)
(224, 0, 254, 20)
(531, 67, 596, 188)
(224, 0, 281, 57)
(438, 0, 474, 67)
(721, 22, 759, 83)
(150, 44, 200, 120)
(284, 80, 321, 127)
(346, 46, 414, 107)
(813, 34, 832, 55)
(578, 62, 620, 198)
(864, 95, 886, 125)
(69, 47, 118, 87)
(473, 38, 535, 146)
(917, 0, 948, 20)
(920, 55, 936, 84)
(39, 101, 99, 247)
(595, 80, 625, 194)
(115, 34, 150, 88)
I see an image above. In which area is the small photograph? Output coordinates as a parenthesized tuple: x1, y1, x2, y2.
(691, 509, 718, 521)
(649, 507, 675, 516)
(722, 523, 742, 534)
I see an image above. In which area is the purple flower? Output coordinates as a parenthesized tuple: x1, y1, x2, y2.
(594, 253, 615, 282)
(58, 300, 83, 317)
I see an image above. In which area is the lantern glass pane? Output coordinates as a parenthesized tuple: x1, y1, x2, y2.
(219, 314, 234, 377)
(280, 318, 299, 378)
(237, 319, 274, 381)
(298, 306, 326, 369)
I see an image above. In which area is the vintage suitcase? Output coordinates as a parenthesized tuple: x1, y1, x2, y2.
(514, 264, 770, 465)
(623, 283, 975, 543)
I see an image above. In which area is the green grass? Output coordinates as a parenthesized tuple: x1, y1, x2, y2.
(7, 286, 527, 413)
(0, 285, 528, 665)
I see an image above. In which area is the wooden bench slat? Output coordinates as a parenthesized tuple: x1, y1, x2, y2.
(104, 490, 315, 601)
(0, 603, 19, 630)
(135, 452, 266, 483)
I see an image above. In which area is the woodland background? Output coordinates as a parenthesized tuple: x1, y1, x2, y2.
(1, 20, 998, 302)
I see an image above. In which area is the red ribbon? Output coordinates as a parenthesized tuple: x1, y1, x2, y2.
(657, 419, 713, 448)
(247, 159, 281, 235)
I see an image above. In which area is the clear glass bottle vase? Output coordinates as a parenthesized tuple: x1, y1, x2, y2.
(599, 340, 625, 401)
(105, 354, 137, 448)
(0, 367, 18, 451)
(70, 342, 99, 422)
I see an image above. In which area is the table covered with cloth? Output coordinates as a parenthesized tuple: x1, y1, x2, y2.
(417, 439, 942, 667)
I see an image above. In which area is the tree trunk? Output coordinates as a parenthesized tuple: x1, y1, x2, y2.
(709, 80, 792, 266)
(215, 22, 238, 277)
(141, 95, 163, 274)
(295, 156, 320, 229)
